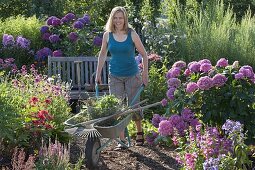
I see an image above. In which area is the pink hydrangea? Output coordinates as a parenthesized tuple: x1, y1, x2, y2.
(184, 69, 191, 76)
(188, 61, 201, 73)
(212, 73, 227, 87)
(239, 65, 254, 78)
(172, 60, 186, 69)
(158, 120, 173, 136)
(166, 87, 176, 100)
(216, 58, 228, 67)
(197, 76, 213, 90)
(166, 67, 181, 79)
(167, 78, 181, 88)
(186, 82, 198, 93)
(235, 73, 244, 79)
(198, 59, 211, 65)
(200, 63, 212, 72)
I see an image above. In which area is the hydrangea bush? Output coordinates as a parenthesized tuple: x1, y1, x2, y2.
(35, 12, 103, 65)
(1, 34, 34, 67)
(164, 58, 255, 143)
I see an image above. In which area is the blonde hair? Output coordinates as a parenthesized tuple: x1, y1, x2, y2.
(105, 6, 130, 33)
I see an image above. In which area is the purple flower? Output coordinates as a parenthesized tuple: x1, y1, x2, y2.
(49, 34, 60, 43)
(161, 98, 168, 107)
(216, 58, 228, 67)
(200, 63, 212, 72)
(46, 16, 57, 25)
(158, 120, 173, 136)
(135, 54, 142, 65)
(172, 60, 186, 69)
(83, 14, 90, 24)
(40, 25, 49, 34)
(185, 153, 197, 170)
(68, 32, 79, 42)
(239, 65, 254, 78)
(2, 34, 15, 46)
(198, 59, 211, 65)
(167, 78, 181, 88)
(16, 36, 30, 49)
(36, 47, 52, 59)
(93, 36, 102, 46)
(42, 32, 51, 40)
(197, 76, 213, 90)
(186, 82, 198, 93)
(52, 50, 63, 57)
(73, 21, 84, 29)
(166, 87, 176, 100)
(181, 108, 194, 122)
(61, 16, 69, 23)
(166, 67, 181, 79)
(212, 73, 227, 87)
(145, 131, 158, 145)
(65, 13, 76, 21)
(188, 61, 201, 73)
(51, 18, 61, 27)
(203, 157, 220, 170)
(151, 114, 166, 128)
(184, 69, 191, 76)
(235, 73, 244, 79)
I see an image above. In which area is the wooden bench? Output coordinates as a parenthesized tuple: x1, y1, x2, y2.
(48, 56, 110, 100)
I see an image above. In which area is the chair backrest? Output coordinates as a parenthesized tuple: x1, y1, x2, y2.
(48, 56, 110, 89)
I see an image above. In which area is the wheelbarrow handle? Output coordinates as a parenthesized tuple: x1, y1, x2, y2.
(129, 84, 145, 106)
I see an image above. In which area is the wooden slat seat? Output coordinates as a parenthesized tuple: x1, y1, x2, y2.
(48, 56, 110, 100)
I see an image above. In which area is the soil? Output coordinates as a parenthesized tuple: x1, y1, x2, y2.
(70, 136, 181, 170)
(0, 137, 180, 170)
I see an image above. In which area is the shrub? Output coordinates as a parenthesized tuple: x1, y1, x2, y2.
(163, 58, 255, 143)
(35, 12, 103, 63)
(0, 63, 71, 156)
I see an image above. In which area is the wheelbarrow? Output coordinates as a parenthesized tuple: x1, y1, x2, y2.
(64, 84, 161, 168)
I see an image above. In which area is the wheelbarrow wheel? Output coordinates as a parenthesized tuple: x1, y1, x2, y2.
(85, 137, 101, 169)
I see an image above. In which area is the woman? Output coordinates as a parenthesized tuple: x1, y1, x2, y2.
(95, 6, 148, 147)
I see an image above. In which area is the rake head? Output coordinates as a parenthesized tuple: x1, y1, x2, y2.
(65, 126, 102, 138)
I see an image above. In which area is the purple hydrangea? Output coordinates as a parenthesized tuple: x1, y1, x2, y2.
(172, 60, 186, 69)
(151, 114, 166, 128)
(2, 34, 15, 46)
(65, 13, 76, 21)
(51, 18, 61, 27)
(42, 32, 51, 40)
(145, 131, 158, 145)
(73, 21, 84, 29)
(161, 98, 168, 107)
(16, 36, 30, 49)
(60, 16, 69, 23)
(166, 67, 181, 79)
(68, 32, 79, 42)
(49, 34, 60, 43)
(235, 73, 244, 79)
(188, 61, 201, 73)
(166, 87, 176, 100)
(239, 65, 254, 78)
(46, 16, 57, 25)
(36, 47, 52, 59)
(93, 36, 102, 46)
(40, 25, 49, 34)
(212, 73, 227, 87)
(181, 108, 194, 122)
(186, 82, 198, 93)
(216, 58, 228, 67)
(198, 59, 211, 65)
(197, 76, 213, 90)
(167, 78, 181, 88)
(135, 54, 142, 65)
(52, 50, 63, 57)
(200, 63, 212, 72)
(83, 14, 90, 24)
(158, 120, 173, 136)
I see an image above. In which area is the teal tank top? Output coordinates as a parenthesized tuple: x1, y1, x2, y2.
(108, 30, 139, 77)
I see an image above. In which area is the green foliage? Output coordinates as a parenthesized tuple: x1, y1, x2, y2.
(0, 15, 43, 50)
(127, 119, 157, 138)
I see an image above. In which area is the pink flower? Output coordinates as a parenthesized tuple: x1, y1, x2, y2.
(166, 67, 181, 79)
(197, 76, 213, 90)
(166, 87, 176, 100)
(167, 78, 181, 88)
(186, 82, 198, 93)
(216, 58, 228, 67)
(212, 73, 227, 87)
(188, 61, 201, 73)
(158, 120, 173, 136)
(200, 63, 212, 72)
(235, 73, 244, 79)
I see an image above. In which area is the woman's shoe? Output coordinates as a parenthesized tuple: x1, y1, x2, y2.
(136, 131, 144, 146)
